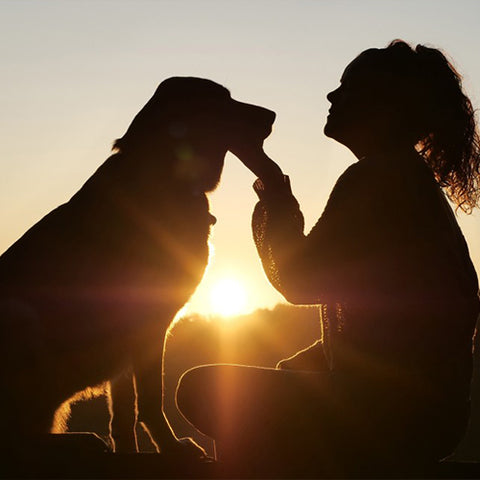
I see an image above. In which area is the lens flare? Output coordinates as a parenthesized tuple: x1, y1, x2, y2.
(210, 277, 248, 317)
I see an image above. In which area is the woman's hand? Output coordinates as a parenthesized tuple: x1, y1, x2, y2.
(229, 144, 284, 188)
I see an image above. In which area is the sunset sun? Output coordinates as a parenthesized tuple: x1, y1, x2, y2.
(210, 277, 248, 317)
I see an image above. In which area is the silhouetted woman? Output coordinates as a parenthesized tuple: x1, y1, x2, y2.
(177, 41, 480, 475)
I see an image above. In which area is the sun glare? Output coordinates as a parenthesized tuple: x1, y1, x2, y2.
(210, 277, 248, 318)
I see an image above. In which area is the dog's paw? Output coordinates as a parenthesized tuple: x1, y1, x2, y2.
(111, 436, 139, 454)
(162, 437, 210, 461)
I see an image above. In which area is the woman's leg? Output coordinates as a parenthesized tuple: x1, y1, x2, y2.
(276, 340, 329, 371)
(176, 364, 341, 474)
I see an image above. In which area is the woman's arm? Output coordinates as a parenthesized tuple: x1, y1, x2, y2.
(234, 147, 369, 305)
(252, 175, 350, 305)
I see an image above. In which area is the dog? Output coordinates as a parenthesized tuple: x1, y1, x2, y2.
(0, 77, 275, 457)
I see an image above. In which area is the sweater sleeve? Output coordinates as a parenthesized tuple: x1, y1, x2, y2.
(252, 163, 373, 305)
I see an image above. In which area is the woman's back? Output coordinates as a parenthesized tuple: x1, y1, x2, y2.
(325, 152, 478, 389)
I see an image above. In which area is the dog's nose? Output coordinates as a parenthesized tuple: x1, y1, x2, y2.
(234, 100, 276, 124)
(255, 106, 276, 140)
(252, 105, 276, 127)
(231, 100, 277, 142)
(263, 108, 276, 126)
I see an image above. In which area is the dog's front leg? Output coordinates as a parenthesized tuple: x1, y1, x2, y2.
(133, 334, 207, 458)
(132, 335, 177, 453)
(109, 369, 139, 453)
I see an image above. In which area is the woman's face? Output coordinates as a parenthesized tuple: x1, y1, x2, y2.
(324, 51, 400, 156)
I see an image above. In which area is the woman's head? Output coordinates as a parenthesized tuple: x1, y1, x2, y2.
(325, 40, 480, 212)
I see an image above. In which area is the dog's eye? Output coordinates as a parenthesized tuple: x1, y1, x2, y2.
(168, 121, 188, 139)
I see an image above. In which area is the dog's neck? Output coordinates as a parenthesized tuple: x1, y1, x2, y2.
(116, 151, 215, 196)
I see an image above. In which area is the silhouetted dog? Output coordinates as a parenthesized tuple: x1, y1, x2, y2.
(0, 77, 275, 457)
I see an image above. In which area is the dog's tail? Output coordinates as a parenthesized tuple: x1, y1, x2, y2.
(51, 383, 109, 433)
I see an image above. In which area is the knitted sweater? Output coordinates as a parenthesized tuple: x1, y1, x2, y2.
(252, 154, 479, 429)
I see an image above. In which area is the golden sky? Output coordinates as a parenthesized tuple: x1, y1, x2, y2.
(1, 0, 480, 316)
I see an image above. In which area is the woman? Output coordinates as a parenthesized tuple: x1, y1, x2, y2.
(177, 41, 480, 475)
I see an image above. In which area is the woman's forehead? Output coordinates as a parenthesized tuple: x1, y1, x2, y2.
(340, 49, 383, 83)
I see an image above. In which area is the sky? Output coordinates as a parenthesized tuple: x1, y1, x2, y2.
(1, 0, 480, 316)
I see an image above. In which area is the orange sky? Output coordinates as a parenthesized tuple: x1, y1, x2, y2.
(1, 0, 479, 316)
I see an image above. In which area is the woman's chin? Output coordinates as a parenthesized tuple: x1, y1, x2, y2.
(324, 119, 352, 146)
(323, 121, 339, 140)
(323, 123, 332, 138)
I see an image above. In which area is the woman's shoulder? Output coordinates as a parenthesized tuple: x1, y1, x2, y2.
(326, 153, 436, 224)
(332, 157, 395, 197)
(332, 161, 368, 192)
(337, 152, 435, 192)
(323, 160, 386, 217)
(335, 155, 400, 183)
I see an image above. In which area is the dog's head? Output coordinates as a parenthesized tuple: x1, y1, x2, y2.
(113, 77, 276, 192)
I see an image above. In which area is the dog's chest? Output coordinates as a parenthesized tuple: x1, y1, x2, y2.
(155, 191, 213, 243)
(112, 190, 214, 279)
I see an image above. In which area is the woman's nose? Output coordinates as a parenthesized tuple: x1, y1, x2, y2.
(328, 84, 345, 104)
(327, 88, 338, 103)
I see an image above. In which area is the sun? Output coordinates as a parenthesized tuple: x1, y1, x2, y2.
(210, 277, 248, 317)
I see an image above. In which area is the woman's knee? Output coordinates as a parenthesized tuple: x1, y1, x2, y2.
(178, 364, 243, 439)
(176, 366, 205, 419)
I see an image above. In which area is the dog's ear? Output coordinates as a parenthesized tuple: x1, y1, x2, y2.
(113, 79, 176, 154)
(113, 77, 230, 155)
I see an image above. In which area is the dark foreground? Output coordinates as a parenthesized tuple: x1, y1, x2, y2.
(2, 434, 480, 479)
(3, 455, 480, 479)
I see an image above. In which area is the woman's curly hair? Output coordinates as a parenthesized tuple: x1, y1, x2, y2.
(369, 40, 480, 213)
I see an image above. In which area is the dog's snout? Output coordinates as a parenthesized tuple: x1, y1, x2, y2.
(231, 100, 276, 142)
(250, 104, 276, 128)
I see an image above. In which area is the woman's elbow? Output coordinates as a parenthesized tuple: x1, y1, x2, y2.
(278, 281, 320, 305)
